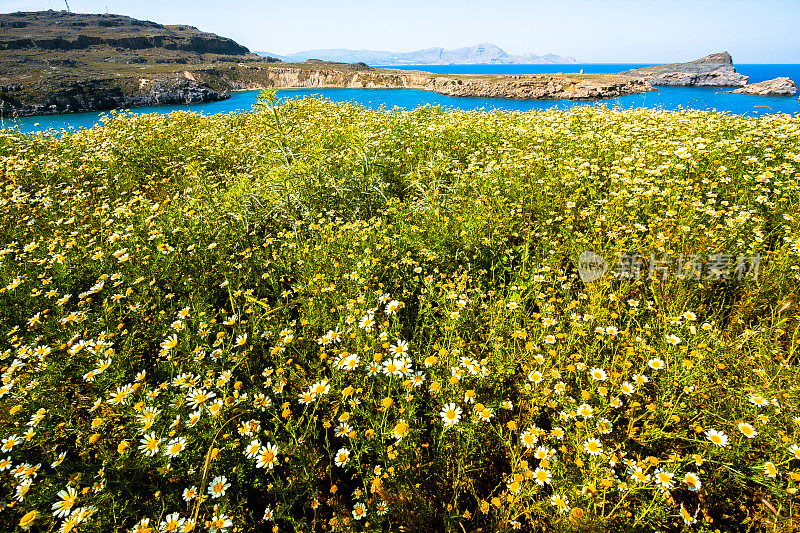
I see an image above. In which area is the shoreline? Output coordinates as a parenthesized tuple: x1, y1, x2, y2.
(14, 79, 792, 121)
(2, 85, 799, 126)
(5, 56, 798, 118)
(1, 71, 654, 118)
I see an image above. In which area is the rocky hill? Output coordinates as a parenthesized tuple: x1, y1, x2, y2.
(0, 10, 280, 116)
(0, 10, 250, 55)
(619, 52, 749, 87)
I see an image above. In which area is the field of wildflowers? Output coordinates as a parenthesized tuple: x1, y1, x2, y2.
(1, 92, 799, 532)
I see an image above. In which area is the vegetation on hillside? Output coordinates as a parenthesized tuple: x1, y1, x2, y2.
(0, 10, 278, 116)
(1, 94, 799, 532)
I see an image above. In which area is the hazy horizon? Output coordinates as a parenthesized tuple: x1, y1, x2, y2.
(1, 0, 799, 63)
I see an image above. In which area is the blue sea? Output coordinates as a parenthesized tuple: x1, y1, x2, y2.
(2, 64, 798, 134)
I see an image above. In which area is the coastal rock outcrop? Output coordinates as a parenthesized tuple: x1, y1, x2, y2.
(139, 77, 228, 105)
(620, 52, 749, 87)
(730, 77, 798, 96)
(254, 65, 654, 101)
(427, 75, 653, 100)
(0, 76, 228, 117)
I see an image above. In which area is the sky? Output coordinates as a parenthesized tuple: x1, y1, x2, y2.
(2, 0, 799, 63)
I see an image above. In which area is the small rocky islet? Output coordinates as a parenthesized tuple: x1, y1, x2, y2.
(619, 52, 798, 97)
(618, 52, 749, 87)
(729, 77, 799, 96)
(0, 11, 797, 117)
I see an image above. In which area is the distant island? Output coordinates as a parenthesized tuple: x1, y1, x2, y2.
(255, 43, 577, 65)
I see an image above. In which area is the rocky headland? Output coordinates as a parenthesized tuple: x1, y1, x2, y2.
(1, 76, 229, 117)
(0, 11, 654, 118)
(620, 52, 749, 87)
(242, 64, 654, 101)
(729, 77, 798, 96)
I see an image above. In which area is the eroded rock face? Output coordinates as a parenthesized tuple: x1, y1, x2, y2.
(730, 77, 798, 96)
(620, 52, 749, 87)
(645, 69, 748, 87)
(0, 76, 228, 117)
(427, 76, 654, 100)
(144, 77, 226, 105)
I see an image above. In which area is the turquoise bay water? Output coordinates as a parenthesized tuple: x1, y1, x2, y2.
(2, 64, 798, 134)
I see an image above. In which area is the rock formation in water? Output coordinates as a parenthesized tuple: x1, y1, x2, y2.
(729, 77, 798, 96)
(620, 52, 749, 87)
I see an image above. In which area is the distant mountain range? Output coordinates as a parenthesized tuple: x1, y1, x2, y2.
(256, 43, 577, 65)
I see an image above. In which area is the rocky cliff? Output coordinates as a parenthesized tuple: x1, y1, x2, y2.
(620, 52, 749, 87)
(425, 74, 653, 100)
(0, 76, 229, 117)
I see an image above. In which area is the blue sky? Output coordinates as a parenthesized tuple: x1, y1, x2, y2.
(2, 0, 799, 63)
